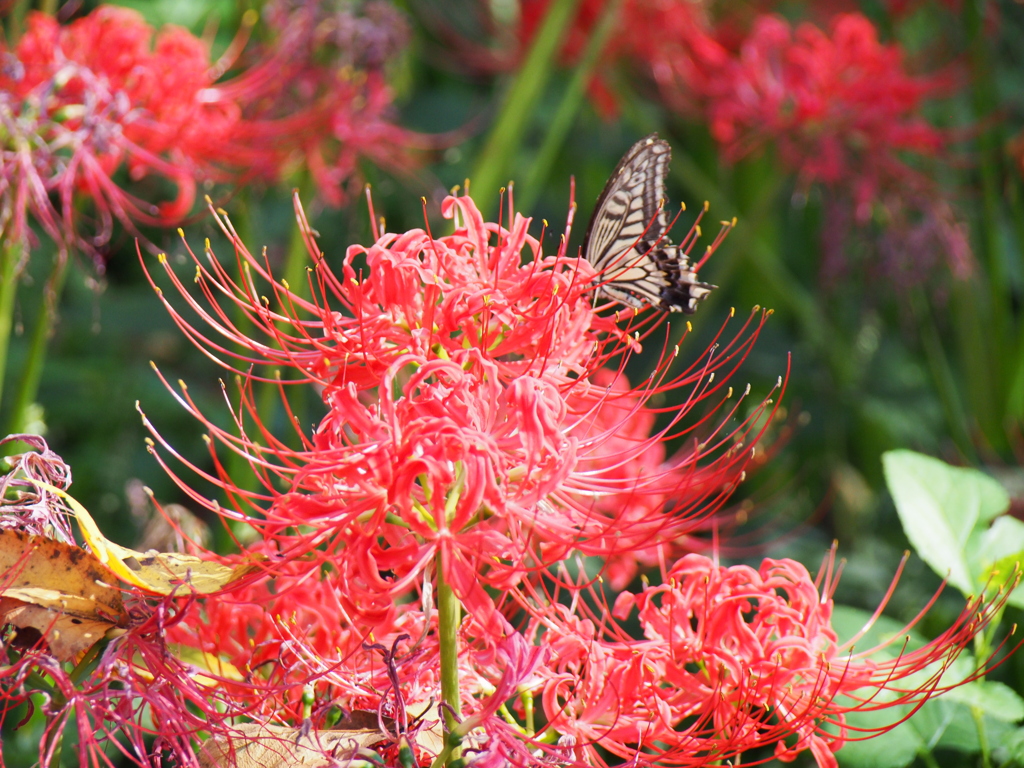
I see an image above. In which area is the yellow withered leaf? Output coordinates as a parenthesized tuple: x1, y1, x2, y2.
(197, 723, 388, 768)
(0, 529, 127, 660)
(30, 480, 262, 595)
(94, 544, 263, 596)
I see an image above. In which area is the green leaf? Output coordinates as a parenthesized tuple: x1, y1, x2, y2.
(942, 680, 1024, 722)
(974, 515, 1024, 569)
(970, 515, 1024, 606)
(837, 706, 922, 768)
(996, 726, 1024, 765)
(883, 450, 1010, 596)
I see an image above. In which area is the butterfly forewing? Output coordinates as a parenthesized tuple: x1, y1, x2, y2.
(582, 134, 717, 313)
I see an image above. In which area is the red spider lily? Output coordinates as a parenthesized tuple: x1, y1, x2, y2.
(0, 7, 248, 251)
(140, 190, 777, 625)
(525, 551, 1009, 768)
(677, 13, 947, 220)
(0, 2, 421, 259)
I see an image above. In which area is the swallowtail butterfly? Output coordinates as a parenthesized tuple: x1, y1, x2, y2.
(582, 134, 717, 313)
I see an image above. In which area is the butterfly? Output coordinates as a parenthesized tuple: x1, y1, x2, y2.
(581, 134, 718, 314)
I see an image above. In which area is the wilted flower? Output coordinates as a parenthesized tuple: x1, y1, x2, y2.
(0, 439, 259, 768)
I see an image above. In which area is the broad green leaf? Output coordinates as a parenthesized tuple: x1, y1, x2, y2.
(942, 680, 1024, 722)
(837, 705, 922, 768)
(974, 515, 1024, 570)
(970, 515, 1024, 606)
(883, 450, 1010, 596)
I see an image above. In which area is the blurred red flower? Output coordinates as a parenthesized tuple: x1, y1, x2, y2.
(683, 13, 946, 220)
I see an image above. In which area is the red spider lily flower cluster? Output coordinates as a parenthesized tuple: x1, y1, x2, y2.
(144, 191, 770, 624)
(681, 13, 947, 220)
(0, 6, 246, 255)
(530, 552, 1000, 768)
(0, 1, 421, 261)
(645, 9, 972, 289)
(124, 189, 1007, 767)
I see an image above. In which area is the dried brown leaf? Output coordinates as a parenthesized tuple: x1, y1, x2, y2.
(0, 529, 127, 660)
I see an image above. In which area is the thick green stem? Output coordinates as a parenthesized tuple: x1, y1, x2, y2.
(470, 0, 581, 216)
(910, 289, 975, 461)
(0, 239, 23, 412)
(961, 0, 1009, 452)
(436, 550, 462, 760)
(8, 0, 32, 44)
(6, 251, 70, 436)
(1003, 174, 1024, 421)
(519, 0, 622, 213)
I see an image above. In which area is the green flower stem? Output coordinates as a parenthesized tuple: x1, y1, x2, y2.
(283, 194, 312, 305)
(436, 549, 462, 763)
(470, 0, 581, 217)
(1003, 174, 1024, 421)
(971, 628, 994, 768)
(0, 238, 23, 412)
(8, 0, 31, 44)
(910, 289, 975, 460)
(961, 0, 1009, 452)
(519, 0, 623, 213)
(223, 196, 262, 504)
(950, 280, 1002, 450)
(965, 0, 1007, 317)
(971, 704, 992, 768)
(6, 252, 70, 436)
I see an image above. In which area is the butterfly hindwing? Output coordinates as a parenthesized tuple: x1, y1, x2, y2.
(582, 134, 717, 313)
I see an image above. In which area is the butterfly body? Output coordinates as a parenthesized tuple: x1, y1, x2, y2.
(582, 134, 718, 313)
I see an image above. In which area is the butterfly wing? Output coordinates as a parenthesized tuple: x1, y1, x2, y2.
(582, 134, 717, 313)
